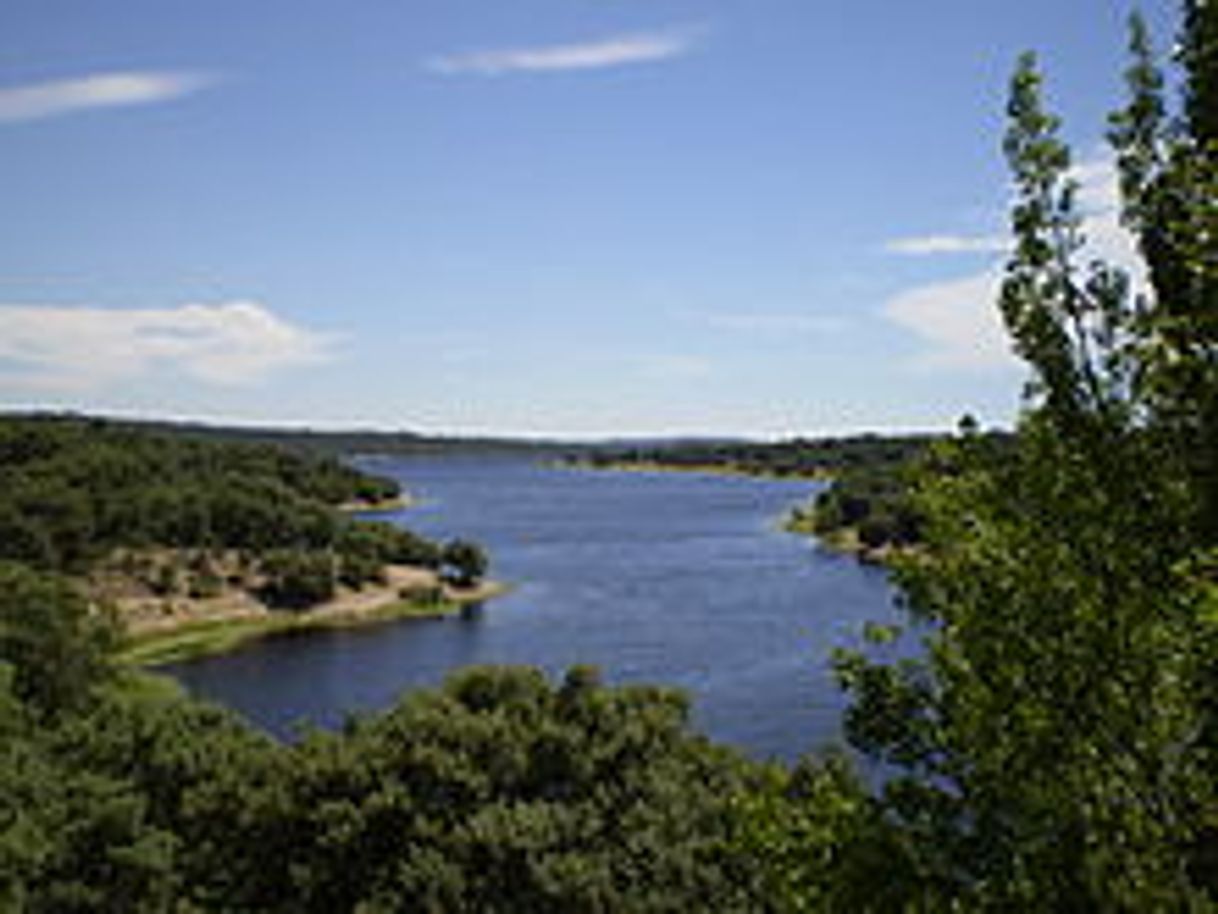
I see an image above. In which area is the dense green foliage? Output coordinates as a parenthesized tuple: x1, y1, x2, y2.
(0, 415, 476, 609)
(797, 459, 921, 554)
(800, 430, 1014, 555)
(826, 4, 1218, 908)
(0, 415, 400, 570)
(0, 602, 783, 911)
(575, 434, 934, 479)
(0, 562, 119, 719)
(439, 539, 489, 589)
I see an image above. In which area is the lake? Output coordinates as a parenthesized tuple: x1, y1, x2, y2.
(163, 457, 900, 761)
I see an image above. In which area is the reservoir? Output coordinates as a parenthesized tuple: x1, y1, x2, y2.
(164, 457, 900, 761)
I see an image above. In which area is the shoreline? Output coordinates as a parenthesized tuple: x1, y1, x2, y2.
(117, 572, 508, 667)
(565, 458, 917, 566)
(568, 459, 895, 562)
(559, 459, 833, 482)
(337, 495, 413, 513)
(784, 503, 903, 565)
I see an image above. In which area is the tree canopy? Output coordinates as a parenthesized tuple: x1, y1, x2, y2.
(830, 3, 1218, 908)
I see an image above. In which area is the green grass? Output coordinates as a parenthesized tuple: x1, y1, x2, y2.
(783, 502, 820, 535)
(105, 667, 188, 703)
(118, 599, 463, 667)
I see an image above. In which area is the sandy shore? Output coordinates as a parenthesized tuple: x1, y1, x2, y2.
(114, 565, 507, 666)
(337, 495, 414, 513)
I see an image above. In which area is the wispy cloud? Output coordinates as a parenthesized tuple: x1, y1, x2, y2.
(885, 234, 1010, 256)
(0, 301, 334, 391)
(426, 28, 699, 76)
(881, 154, 1144, 372)
(0, 71, 215, 124)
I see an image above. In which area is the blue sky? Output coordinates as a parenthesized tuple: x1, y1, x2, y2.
(0, 0, 1177, 437)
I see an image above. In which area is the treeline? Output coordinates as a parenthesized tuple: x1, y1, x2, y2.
(19, 412, 576, 458)
(0, 416, 482, 609)
(574, 433, 935, 478)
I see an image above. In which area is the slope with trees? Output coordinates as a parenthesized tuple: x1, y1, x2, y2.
(0, 415, 491, 660)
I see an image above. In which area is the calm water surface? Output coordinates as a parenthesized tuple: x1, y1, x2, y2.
(164, 457, 900, 761)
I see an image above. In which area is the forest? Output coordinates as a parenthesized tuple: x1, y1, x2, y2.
(4, 2, 1218, 910)
(0, 415, 484, 612)
(92, 414, 571, 458)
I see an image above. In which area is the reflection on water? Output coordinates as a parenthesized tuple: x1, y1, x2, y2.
(164, 457, 900, 761)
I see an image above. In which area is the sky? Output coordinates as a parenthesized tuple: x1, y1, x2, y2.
(0, 0, 1180, 438)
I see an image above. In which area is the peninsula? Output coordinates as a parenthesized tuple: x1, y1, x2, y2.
(0, 414, 498, 665)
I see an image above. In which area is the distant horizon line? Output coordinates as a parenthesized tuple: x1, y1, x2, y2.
(0, 405, 973, 444)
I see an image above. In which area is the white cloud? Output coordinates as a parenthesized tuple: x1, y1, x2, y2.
(0, 71, 215, 124)
(0, 301, 334, 392)
(885, 234, 1010, 256)
(1071, 154, 1147, 285)
(884, 269, 1015, 371)
(426, 28, 698, 76)
(882, 154, 1145, 372)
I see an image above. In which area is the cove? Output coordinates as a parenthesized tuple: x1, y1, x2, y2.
(162, 456, 900, 761)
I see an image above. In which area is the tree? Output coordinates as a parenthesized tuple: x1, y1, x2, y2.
(258, 550, 337, 609)
(273, 666, 765, 912)
(441, 539, 488, 588)
(0, 562, 118, 718)
(834, 6, 1218, 909)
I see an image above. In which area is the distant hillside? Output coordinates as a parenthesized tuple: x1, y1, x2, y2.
(568, 433, 939, 478)
(4, 411, 581, 459)
(111, 416, 575, 457)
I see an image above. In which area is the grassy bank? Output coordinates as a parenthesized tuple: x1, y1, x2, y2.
(119, 585, 505, 667)
(107, 666, 190, 702)
(338, 495, 413, 513)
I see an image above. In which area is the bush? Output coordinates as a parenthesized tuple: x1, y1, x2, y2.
(441, 539, 487, 588)
(258, 551, 336, 610)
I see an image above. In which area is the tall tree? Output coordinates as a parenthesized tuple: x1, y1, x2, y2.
(835, 5, 1218, 909)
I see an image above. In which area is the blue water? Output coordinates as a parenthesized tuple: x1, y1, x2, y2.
(163, 457, 900, 761)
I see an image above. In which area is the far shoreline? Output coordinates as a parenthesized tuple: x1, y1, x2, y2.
(558, 458, 834, 482)
(567, 459, 904, 566)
